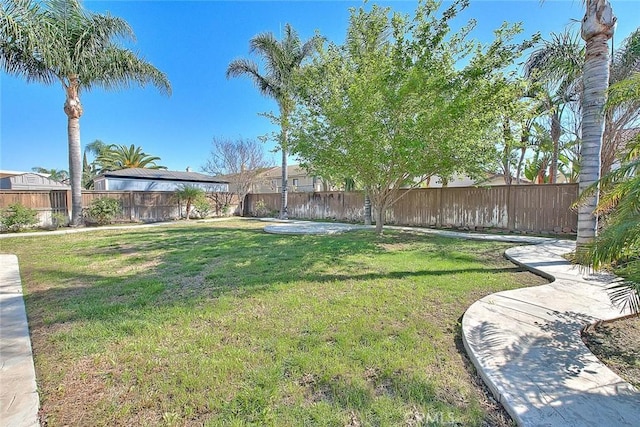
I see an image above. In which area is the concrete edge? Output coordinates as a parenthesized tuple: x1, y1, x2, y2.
(0, 217, 238, 239)
(0, 254, 40, 427)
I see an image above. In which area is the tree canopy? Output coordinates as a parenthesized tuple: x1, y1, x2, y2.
(290, 0, 534, 233)
(94, 143, 167, 171)
(202, 137, 272, 215)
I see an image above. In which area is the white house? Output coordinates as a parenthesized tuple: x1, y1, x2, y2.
(94, 168, 229, 192)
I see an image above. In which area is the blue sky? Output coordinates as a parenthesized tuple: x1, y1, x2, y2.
(1, 0, 638, 173)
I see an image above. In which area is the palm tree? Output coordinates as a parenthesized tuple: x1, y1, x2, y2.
(0, 0, 171, 225)
(174, 185, 204, 220)
(226, 24, 323, 219)
(95, 144, 167, 171)
(577, 0, 616, 247)
(524, 31, 583, 184)
(531, 0, 616, 246)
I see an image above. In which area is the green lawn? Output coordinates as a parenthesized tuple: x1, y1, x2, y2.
(3, 219, 546, 426)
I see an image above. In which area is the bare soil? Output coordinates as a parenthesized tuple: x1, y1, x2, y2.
(582, 315, 640, 389)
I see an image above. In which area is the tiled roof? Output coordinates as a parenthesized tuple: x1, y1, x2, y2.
(101, 168, 228, 183)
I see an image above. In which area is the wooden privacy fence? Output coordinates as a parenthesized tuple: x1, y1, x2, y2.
(246, 184, 579, 234)
(0, 190, 238, 227)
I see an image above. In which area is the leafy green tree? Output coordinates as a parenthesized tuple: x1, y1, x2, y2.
(226, 24, 323, 219)
(95, 144, 167, 171)
(291, 0, 530, 234)
(0, 0, 171, 226)
(490, 77, 540, 185)
(174, 185, 205, 220)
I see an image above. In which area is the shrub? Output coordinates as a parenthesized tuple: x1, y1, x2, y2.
(85, 197, 121, 225)
(193, 196, 212, 219)
(0, 203, 39, 232)
(51, 212, 68, 229)
(253, 200, 272, 217)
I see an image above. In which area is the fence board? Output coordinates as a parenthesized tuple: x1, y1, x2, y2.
(0, 190, 234, 227)
(2, 185, 579, 234)
(246, 184, 578, 234)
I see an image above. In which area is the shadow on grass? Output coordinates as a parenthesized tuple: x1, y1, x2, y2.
(8, 223, 546, 425)
(20, 226, 526, 328)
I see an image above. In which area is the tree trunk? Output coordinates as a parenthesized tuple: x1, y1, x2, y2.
(502, 118, 513, 185)
(516, 122, 530, 185)
(364, 192, 372, 225)
(516, 147, 526, 185)
(279, 112, 289, 220)
(64, 77, 84, 226)
(550, 109, 561, 184)
(185, 200, 192, 220)
(375, 205, 384, 235)
(280, 145, 288, 219)
(578, 0, 616, 247)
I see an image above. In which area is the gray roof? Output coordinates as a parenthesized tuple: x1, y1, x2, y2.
(100, 168, 228, 183)
(0, 173, 70, 190)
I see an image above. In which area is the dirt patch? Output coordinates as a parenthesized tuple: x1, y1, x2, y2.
(582, 315, 640, 389)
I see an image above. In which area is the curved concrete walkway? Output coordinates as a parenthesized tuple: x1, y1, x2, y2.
(463, 238, 639, 426)
(265, 220, 640, 426)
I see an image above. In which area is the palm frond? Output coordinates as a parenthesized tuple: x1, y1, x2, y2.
(226, 58, 278, 99)
(607, 72, 640, 108)
(87, 47, 171, 95)
(611, 28, 640, 84)
(2, 0, 170, 95)
(608, 281, 640, 315)
(524, 30, 583, 87)
(0, 0, 56, 83)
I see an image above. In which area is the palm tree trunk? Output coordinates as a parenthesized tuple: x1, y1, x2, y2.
(578, 0, 616, 247)
(279, 109, 289, 220)
(64, 77, 84, 226)
(550, 109, 561, 183)
(280, 144, 288, 220)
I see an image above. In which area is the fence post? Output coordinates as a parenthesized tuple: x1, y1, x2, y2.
(129, 191, 134, 221)
(436, 188, 442, 228)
